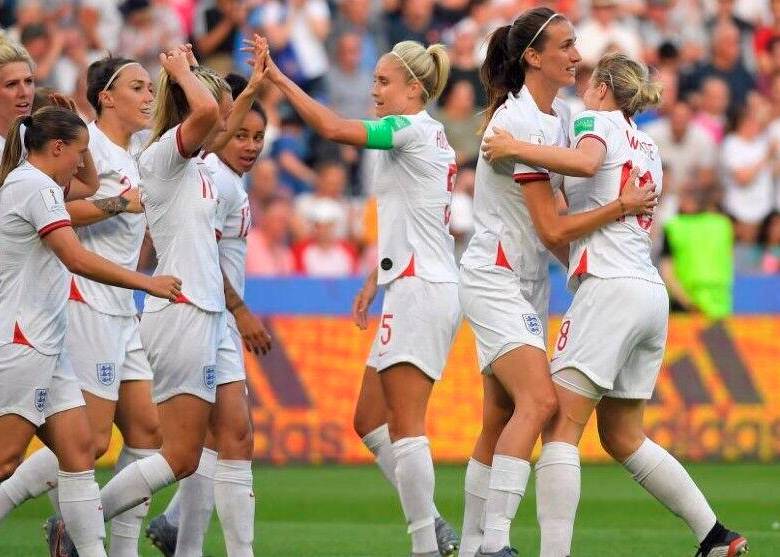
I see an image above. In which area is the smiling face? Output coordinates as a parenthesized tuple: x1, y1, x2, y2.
(220, 110, 266, 174)
(526, 20, 581, 89)
(99, 64, 155, 132)
(372, 55, 424, 117)
(0, 61, 34, 134)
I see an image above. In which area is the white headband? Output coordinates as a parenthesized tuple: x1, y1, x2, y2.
(102, 62, 142, 92)
(520, 13, 562, 61)
(391, 51, 430, 100)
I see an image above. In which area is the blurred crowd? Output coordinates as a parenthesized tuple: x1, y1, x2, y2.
(5, 0, 780, 281)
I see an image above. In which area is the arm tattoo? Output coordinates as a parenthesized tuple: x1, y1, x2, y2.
(92, 195, 129, 216)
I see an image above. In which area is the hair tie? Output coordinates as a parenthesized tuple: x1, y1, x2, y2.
(520, 13, 562, 62)
(102, 62, 142, 92)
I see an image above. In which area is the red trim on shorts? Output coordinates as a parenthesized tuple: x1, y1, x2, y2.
(215, 229, 223, 241)
(69, 277, 86, 302)
(513, 171, 549, 184)
(12, 322, 31, 346)
(400, 255, 415, 277)
(38, 220, 71, 238)
(495, 241, 513, 270)
(573, 249, 588, 277)
(174, 293, 191, 304)
(576, 133, 607, 150)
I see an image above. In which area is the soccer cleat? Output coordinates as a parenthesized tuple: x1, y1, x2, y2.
(695, 531, 748, 557)
(145, 514, 178, 557)
(475, 547, 519, 557)
(435, 516, 460, 556)
(411, 552, 441, 557)
(43, 516, 78, 557)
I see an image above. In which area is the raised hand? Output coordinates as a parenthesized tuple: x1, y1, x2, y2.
(158, 47, 191, 80)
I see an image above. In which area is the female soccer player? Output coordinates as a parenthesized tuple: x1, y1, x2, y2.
(147, 69, 272, 557)
(456, 8, 656, 557)
(262, 37, 461, 556)
(481, 52, 747, 557)
(0, 106, 180, 557)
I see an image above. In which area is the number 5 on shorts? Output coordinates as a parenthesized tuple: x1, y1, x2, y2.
(380, 313, 393, 345)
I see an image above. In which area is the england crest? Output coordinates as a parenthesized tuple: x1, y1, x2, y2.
(34, 388, 48, 412)
(203, 365, 217, 389)
(96, 362, 116, 386)
(523, 314, 543, 336)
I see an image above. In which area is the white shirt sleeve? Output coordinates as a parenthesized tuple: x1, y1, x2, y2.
(570, 110, 609, 150)
(20, 183, 72, 237)
(496, 111, 551, 184)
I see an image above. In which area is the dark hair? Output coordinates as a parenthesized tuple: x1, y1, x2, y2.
(20, 23, 49, 45)
(224, 73, 268, 125)
(87, 56, 138, 115)
(480, 7, 565, 131)
(32, 86, 58, 112)
(0, 107, 87, 185)
(758, 211, 780, 246)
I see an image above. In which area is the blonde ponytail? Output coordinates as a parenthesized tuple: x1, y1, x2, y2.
(0, 115, 27, 186)
(593, 52, 662, 117)
(390, 41, 451, 103)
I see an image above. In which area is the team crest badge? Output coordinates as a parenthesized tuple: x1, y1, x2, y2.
(203, 365, 217, 389)
(96, 362, 116, 386)
(34, 388, 48, 412)
(523, 314, 543, 336)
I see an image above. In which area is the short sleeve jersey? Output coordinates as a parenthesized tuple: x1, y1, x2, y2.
(563, 110, 664, 291)
(71, 122, 146, 316)
(0, 162, 72, 355)
(460, 86, 571, 280)
(206, 154, 251, 329)
(139, 125, 225, 313)
(363, 111, 458, 285)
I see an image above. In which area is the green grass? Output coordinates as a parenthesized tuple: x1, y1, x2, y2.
(0, 463, 777, 556)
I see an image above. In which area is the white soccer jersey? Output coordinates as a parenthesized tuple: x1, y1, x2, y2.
(70, 122, 146, 316)
(207, 153, 251, 329)
(563, 110, 664, 290)
(460, 86, 571, 280)
(368, 111, 459, 285)
(0, 162, 72, 355)
(140, 125, 225, 313)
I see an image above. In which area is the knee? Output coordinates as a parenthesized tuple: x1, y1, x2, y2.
(598, 426, 644, 462)
(0, 454, 22, 481)
(518, 392, 558, 426)
(215, 419, 253, 458)
(120, 418, 162, 449)
(93, 432, 112, 460)
(353, 411, 380, 439)
(168, 451, 201, 480)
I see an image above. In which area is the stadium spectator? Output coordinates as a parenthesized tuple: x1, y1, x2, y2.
(192, 0, 247, 75)
(328, 0, 386, 72)
(645, 100, 717, 222)
(293, 198, 357, 276)
(720, 100, 774, 243)
(436, 79, 481, 168)
(118, 0, 185, 81)
(704, 0, 756, 66)
(270, 106, 315, 195)
(660, 188, 734, 319)
(448, 166, 474, 260)
(257, 0, 331, 94)
(691, 76, 731, 144)
(245, 196, 295, 276)
(575, 0, 642, 66)
(441, 20, 486, 107)
(19, 23, 64, 88)
(385, 0, 441, 46)
(249, 158, 287, 217)
(758, 212, 780, 273)
(638, 0, 706, 66)
(293, 160, 359, 241)
(680, 21, 756, 114)
(754, 0, 780, 75)
(325, 32, 373, 120)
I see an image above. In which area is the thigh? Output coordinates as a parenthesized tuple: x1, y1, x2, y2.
(211, 380, 252, 458)
(353, 366, 388, 436)
(595, 397, 647, 461)
(0, 414, 37, 476)
(472, 373, 515, 463)
(115, 380, 161, 449)
(459, 266, 548, 374)
(491, 344, 554, 407)
(542, 379, 599, 446)
(380, 363, 434, 441)
(158, 394, 213, 469)
(371, 278, 459, 381)
(38, 406, 95, 472)
(82, 391, 117, 457)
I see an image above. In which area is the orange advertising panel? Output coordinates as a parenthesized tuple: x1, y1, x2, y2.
(244, 315, 780, 464)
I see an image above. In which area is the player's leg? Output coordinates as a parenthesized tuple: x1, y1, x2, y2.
(459, 375, 511, 557)
(354, 366, 397, 487)
(0, 414, 38, 497)
(211, 380, 255, 557)
(535, 370, 602, 557)
(111, 379, 162, 557)
(381, 363, 438, 556)
(477, 346, 557, 556)
(596, 398, 747, 556)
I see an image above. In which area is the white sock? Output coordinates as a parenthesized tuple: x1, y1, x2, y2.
(109, 447, 158, 557)
(535, 442, 581, 557)
(214, 460, 255, 557)
(459, 458, 491, 557)
(163, 489, 182, 527)
(363, 424, 441, 519)
(392, 436, 438, 554)
(481, 455, 530, 553)
(622, 438, 716, 542)
(58, 470, 106, 557)
(101, 453, 175, 521)
(175, 448, 217, 556)
(0, 447, 59, 520)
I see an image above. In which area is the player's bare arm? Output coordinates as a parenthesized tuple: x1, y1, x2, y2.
(223, 268, 271, 355)
(66, 188, 143, 227)
(352, 267, 378, 330)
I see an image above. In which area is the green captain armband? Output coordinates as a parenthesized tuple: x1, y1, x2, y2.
(362, 115, 411, 150)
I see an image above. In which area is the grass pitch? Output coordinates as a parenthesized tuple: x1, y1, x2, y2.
(0, 463, 777, 556)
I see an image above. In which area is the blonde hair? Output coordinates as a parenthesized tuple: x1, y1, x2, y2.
(148, 65, 230, 144)
(593, 53, 662, 117)
(389, 41, 450, 103)
(0, 34, 34, 72)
